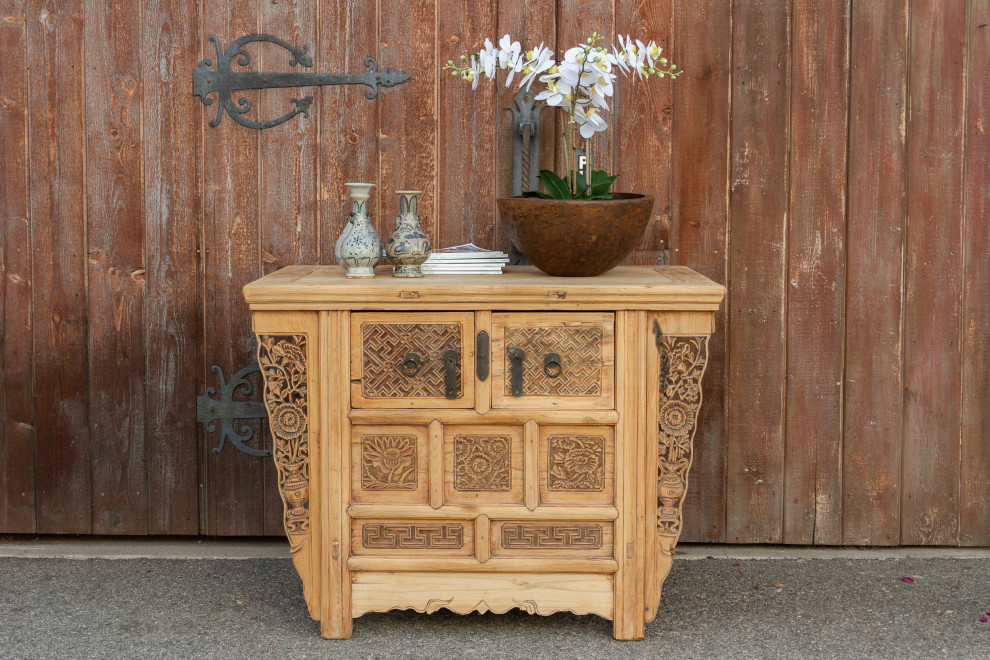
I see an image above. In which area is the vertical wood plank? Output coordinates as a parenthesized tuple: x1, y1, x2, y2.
(783, 0, 848, 545)
(429, 419, 443, 509)
(494, 0, 555, 253)
(842, 0, 908, 546)
(901, 0, 967, 546)
(725, 0, 789, 544)
(960, 0, 990, 547)
(201, 0, 265, 536)
(437, 0, 496, 250)
(524, 419, 538, 510)
(143, 0, 200, 535)
(557, 0, 614, 184)
(379, 0, 438, 246)
(319, 0, 379, 261)
(260, 0, 320, 537)
(0, 0, 36, 533)
(670, 0, 730, 544)
(86, 0, 148, 534)
(614, 0, 673, 265)
(28, 0, 91, 534)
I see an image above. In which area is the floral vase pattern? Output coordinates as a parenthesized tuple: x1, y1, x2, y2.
(337, 182, 382, 278)
(385, 190, 431, 278)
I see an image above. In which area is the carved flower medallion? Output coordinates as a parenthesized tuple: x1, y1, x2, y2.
(272, 402, 306, 439)
(659, 400, 694, 437)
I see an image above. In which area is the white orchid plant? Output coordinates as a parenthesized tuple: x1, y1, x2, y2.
(445, 32, 680, 200)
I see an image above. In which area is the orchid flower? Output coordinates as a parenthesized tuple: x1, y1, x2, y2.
(443, 31, 680, 198)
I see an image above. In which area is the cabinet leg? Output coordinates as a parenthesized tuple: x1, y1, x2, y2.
(320, 615, 353, 640)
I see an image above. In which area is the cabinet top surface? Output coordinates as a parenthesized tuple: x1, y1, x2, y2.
(244, 265, 725, 311)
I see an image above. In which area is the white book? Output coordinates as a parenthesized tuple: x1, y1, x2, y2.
(427, 243, 508, 261)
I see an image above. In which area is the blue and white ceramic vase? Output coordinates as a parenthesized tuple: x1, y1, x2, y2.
(385, 190, 431, 278)
(337, 182, 382, 278)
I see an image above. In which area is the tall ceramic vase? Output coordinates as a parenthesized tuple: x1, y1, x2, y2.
(385, 190, 431, 278)
(337, 182, 382, 278)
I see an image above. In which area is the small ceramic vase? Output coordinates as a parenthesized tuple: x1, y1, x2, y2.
(385, 190, 431, 278)
(337, 182, 382, 278)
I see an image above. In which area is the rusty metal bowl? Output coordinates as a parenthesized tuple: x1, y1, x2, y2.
(497, 193, 654, 277)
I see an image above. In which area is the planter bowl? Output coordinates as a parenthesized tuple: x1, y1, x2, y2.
(497, 193, 654, 277)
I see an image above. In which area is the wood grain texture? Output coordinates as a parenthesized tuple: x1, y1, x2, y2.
(783, 0, 848, 545)
(0, 0, 35, 533)
(201, 0, 266, 536)
(556, 0, 614, 184)
(28, 0, 92, 534)
(960, 0, 990, 547)
(841, 0, 908, 546)
(142, 0, 200, 535)
(614, 0, 673, 266)
(379, 0, 438, 246)
(670, 0, 731, 544)
(725, 0, 790, 544)
(437, 0, 496, 249)
(494, 0, 555, 253)
(901, 0, 967, 546)
(260, 0, 320, 538)
(318, 0, 379, 260)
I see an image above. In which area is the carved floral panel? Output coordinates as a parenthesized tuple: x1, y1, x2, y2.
(547, 435, 606, 491)
(453, 435, 512, 491)
(361, 435, 418, 490)
(257, 334, 310, 554)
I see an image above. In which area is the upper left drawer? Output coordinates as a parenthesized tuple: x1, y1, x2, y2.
(350, 312, 476, 408)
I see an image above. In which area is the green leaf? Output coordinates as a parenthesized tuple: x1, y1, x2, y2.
(538, 169, 572, 199)
(522, 190, 551, 199)
(587, 170, 618, 197)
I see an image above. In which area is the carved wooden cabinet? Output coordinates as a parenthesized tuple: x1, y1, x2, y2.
(244, 265, 724, 640)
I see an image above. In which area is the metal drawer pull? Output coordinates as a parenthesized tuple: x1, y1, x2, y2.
(508, 347, 525, 397)
(476, 330, 490, 381)
(543, 352, 563, 378)
(442, 349, 460, 399)
(400, 351, 423, 376)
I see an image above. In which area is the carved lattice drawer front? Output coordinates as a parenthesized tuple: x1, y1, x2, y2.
(350, 312, 475, 408)
(491, 313, 614, 409)
(443, 425, 525, 505)
(539, 425, 614, 506)
(491, 520, 614, 559)
(351, 519, 474, 557)
(351, 425, 429, 504)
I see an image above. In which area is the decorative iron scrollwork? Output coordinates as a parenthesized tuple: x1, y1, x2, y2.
(197, 364, 271, 457)
(193, 33, 411, 130)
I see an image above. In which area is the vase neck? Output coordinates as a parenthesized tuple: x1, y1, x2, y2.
(397, 192, 419, 217)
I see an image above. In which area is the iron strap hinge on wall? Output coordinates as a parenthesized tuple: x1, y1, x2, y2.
(194, 33, 411, 130)
(197, 364, 271, 457)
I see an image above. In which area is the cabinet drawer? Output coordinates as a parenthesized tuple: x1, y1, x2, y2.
(351, 312, 475, 408)
(490, 313, 614, 409)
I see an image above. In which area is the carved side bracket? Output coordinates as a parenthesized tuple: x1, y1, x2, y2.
(653, 323, 709, 591)
(257, 334, 311, 554)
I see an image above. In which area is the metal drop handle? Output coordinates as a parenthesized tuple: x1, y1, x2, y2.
(442, 349, 460, 400)
(400, 351, 422, 376)
(508, 347, 526, 397)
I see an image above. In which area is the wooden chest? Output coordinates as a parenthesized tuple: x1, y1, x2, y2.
(244, 265, 724, 640)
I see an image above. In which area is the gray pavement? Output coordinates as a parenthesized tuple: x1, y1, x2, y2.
(1, 541, 988, 659)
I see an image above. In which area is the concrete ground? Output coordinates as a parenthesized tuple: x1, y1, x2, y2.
(1, 539, 988, 659)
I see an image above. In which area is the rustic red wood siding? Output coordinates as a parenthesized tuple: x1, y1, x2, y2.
(0, 0, 987, 544)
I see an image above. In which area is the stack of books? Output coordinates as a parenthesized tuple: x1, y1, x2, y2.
(421, 243, 510, 275)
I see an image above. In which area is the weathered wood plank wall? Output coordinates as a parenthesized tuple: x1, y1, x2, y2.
(0, 0, 987, 544)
